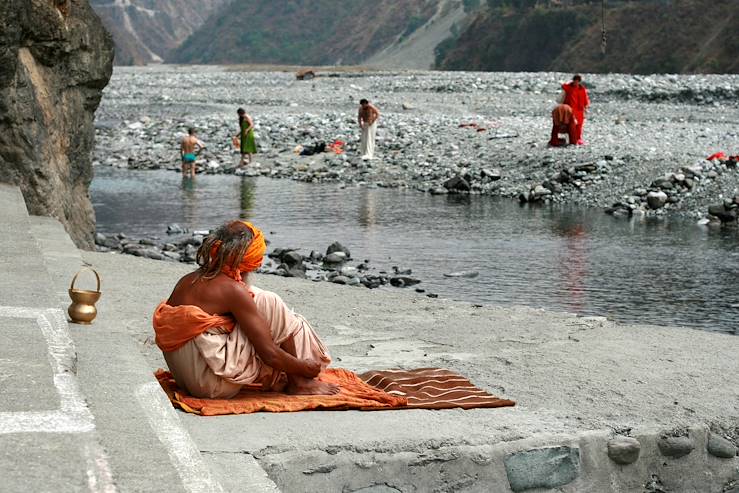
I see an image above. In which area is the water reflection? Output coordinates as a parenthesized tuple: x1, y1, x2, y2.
(91, 167, 739, 334)
(181, 177, 197, 225)
(551, 217, 589, 314)
(239, 177, 256, 220)
(358, 188, 377, 228)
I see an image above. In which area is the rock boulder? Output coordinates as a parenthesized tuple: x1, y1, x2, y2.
(0, 0, 114, 248)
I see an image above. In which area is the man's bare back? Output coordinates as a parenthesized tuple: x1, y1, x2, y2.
(180, 135, 202, 155)
(358, 102, 380, 128)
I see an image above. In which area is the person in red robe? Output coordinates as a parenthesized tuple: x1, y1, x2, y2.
(549, 104, 578, 147)
(561, 74, 590, 145)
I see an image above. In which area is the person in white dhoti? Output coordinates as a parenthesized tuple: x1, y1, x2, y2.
(358, 99, 380, 160)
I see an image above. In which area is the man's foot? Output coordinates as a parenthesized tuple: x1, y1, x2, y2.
(286, 376, 340, 396)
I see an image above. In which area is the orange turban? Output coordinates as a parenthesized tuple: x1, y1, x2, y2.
(213, 221, 266, 282)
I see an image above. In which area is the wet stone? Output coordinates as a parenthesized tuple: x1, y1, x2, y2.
(657, 436, 694, 459)
(707, 434, 737, 459)
(504, 446, 580, 492)
(331, 275, 351, 285)
(607, 436, 641, 465)
(326, 241, 351, 259)
(647, 191, 668, 209)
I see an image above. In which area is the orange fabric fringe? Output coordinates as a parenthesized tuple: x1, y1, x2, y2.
(155, 368, 407, 416)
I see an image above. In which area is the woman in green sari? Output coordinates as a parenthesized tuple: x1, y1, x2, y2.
(235, 108, 257, 167)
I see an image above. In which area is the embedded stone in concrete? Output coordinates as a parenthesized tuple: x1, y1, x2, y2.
(504, 446, 580, 492)
(657, 436, 694, 459)
(607, 436, 641, 465)
(707, 434, 737, 459)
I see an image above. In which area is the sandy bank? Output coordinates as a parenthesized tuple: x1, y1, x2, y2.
(81, 249, 739, 491)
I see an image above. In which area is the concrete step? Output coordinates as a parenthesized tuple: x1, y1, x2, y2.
(28, 214, 277, 492)
(0, 184, 101, 491)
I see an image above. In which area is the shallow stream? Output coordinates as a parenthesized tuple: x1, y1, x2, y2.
(91, 167, 738, 334)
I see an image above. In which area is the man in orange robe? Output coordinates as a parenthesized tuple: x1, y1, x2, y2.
(549, 104, 578, 147)
(561, 74, 590, 145)
(153, 221, 338, 398)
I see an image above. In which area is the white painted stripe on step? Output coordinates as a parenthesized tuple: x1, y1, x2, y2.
(0, 306, 118, 492)
(136, 381, 225, 493)
(0, 410, 93, 434)
(83, 441, 118, 493)
(0, 307, 94, 434)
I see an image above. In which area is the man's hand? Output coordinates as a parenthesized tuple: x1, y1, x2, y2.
(301, 359, 322, 378)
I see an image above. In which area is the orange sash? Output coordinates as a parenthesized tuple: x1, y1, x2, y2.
(153, 302, 237, 352)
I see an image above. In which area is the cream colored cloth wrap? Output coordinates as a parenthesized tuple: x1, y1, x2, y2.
(163, 286, 331, 399)
(360, 121, 377, 159)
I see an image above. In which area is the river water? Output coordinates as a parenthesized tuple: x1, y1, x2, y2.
(91, 166, 738, 335)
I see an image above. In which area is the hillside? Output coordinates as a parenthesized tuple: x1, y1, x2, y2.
(168, 0, 449, 66)
(90, 0, 228, 65)
(436, 0, 739, 74)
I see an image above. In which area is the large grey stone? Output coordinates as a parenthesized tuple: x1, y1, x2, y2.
(326, 241, 351, 259)
(658, 436, 694, 459)
(607, 436, 641, 465)
(504, 446, 580, 492)
(443, 175, 471, 192)
(707, 434, 737, 459)
(646, 191, 668, 209)
(0, 0, 113, 248)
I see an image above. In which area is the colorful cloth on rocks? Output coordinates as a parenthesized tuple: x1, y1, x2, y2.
(154, 366, 516, 416)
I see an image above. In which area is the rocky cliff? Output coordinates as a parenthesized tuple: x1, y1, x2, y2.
(168, 0, 445, 66)
(0, 0, 114, 248)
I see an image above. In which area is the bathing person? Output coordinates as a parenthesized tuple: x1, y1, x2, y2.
(358, 99, 380, 160)
(153, 221, 338, 398)
(235, 108, 257, 167)
(549, 104, 578, 147)
(560, 75, 590, 145)
(180, 128, 205, 178)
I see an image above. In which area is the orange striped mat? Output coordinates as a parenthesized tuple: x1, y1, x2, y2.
(155, 367, 514, 416)
(359, 368, 515, 410)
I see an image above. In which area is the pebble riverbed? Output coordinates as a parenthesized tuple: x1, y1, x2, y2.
(95, 65, 739, 220)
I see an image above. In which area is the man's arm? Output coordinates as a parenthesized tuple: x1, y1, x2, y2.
(225, 283, 320, 378)
(371, 104, 380, 121)
(357, 109, 363, 128)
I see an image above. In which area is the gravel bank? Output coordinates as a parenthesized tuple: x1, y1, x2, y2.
(95, 67, 739, 220)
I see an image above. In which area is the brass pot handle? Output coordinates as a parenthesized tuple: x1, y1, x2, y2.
(70, 267, 101, 292)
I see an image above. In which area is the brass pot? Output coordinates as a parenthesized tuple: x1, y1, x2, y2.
(68, 267, 101, 325)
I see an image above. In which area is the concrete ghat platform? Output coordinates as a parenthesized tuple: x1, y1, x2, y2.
(76, 247, 739, 493)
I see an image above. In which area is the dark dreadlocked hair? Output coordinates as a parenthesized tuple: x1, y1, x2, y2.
(196, 221, 254, 280)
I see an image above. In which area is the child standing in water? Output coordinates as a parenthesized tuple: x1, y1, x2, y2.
(235, 108, 257, 167)
(180, 128, 205, 178)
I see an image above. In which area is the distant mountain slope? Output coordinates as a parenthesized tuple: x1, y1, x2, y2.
(168, 0, 450, 66)
(365, 0, 469, 70)
(436, 0, 739, 74)
(90, 0, 228, 65)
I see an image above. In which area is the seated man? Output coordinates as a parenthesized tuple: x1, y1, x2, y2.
(549, 104, 578, 147)
(153, 220, 339, 398)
